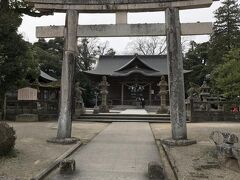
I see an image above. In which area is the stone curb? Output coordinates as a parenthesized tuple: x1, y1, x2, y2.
(158, 140, 179, 180)
(31, 141, 82, 180)
(153, 138, 178, 180)
(149, 124, 177, 180)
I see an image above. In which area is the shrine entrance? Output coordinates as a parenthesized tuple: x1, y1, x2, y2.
(127, 81, 146, 106)
(86, 55, 170, 106)
(26, 0, 216, 144)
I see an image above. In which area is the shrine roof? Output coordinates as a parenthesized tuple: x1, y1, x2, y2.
(85, 55, 190, 77)
(40, 70, 57, 82)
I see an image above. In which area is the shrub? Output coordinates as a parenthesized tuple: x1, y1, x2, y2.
(0, 122, 16, 156)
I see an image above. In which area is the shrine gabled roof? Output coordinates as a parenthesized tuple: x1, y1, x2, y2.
(115, 56, 159, 72)
(85, 55, 190, 77)
(40, 70, 57, 82)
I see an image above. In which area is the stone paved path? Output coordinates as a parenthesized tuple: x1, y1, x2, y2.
(50, 122, 161, 180)
(120, 109, 148, 114)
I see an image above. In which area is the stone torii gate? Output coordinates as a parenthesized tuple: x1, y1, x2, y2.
(26, 0, 217, 144)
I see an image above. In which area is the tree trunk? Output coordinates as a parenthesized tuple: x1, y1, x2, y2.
(0, 0, 9, 10)
(3, 93, 7, 121)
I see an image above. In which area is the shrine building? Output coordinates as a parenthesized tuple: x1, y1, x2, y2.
(85, 55, 190, 106)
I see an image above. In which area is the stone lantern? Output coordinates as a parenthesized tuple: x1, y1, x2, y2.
(200, 81, 210, 101)
(200, 81, 210, 110)
(74, 82, 86, 116)
(157, 76, 169, 114)
(99, 76, 110, 113)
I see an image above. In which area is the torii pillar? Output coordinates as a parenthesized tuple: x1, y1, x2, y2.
(163, 8, 196, 146)
(49, 10, 79, 143)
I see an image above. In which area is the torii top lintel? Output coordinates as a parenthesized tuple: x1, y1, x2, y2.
(26, 0, 217, 12)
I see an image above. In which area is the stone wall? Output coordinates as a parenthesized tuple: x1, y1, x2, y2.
(5, 100, 59, 121)
(186, 100, 240, 122)
(191, 111, 240, 122)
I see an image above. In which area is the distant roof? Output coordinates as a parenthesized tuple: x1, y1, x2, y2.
(39, 80, 60, 88)
(40, 70, 57, 82)
(85, 55, 190, 77)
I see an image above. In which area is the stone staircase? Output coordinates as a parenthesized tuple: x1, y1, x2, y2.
(75, 113, 170, 122)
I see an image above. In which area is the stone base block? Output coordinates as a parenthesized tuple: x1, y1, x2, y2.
(74, 108, 86, 118)
(148, 161, 165, 180)
(224, 158, 240, 172)
(157, 106, 169, 114)
(80, 106, 86, 114)
(16, 114, 39, 122)
(99, 105, 109, 113)
(59, 158, 76, 174)
(162, 138, 197, 146)
(93, 106, 99, 114)
(47, 137, 79, 145)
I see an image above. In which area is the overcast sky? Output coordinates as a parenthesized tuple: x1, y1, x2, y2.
(18, 0, 236, 54)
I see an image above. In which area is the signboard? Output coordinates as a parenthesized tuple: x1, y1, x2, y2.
(18, 87, 38, 101)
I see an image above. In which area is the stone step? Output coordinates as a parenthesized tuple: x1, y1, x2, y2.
(75, 118, 170, 123)
(79, 113, 170, 117)
(76, 114, 170, 122)
(77, 116, 169, 120)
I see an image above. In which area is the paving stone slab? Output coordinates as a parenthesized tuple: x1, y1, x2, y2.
(49, 122, 161, 180)
(120, 109, 148, 114)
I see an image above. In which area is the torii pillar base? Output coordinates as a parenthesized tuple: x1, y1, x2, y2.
(47, 137, 79, 145)
(99, 105, 109, 113)
(162, 138, 197, 146)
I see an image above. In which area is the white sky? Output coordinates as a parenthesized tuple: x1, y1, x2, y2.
(18, 1, 235, 54)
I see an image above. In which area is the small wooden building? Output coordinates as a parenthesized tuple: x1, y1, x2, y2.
(85, 55, 189, 106)
(6, 71, 60, 120)
(38, 70, 60, 101)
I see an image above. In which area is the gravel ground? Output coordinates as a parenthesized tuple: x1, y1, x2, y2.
(151, 122, 240, 180)
(0, 121, 109, 180)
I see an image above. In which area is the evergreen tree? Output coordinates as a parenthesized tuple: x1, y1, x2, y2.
(33, 38, 63, 78)
(212, 48, 240, 98)
(0, 0, 51, 17)
(209, 0, 240, 67)
(0, 0, 40, 116)
(184, 41, 210, 91)
(0, 2, 39, 95)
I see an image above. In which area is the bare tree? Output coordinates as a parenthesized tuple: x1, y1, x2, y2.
(77, 38, 116, 71)
(126, 37, 167, 55)
(96, 41, 116, 56)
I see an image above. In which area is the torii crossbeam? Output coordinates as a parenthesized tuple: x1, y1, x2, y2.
(36, 23, 213, 38)
(27, 0, 215, 12)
